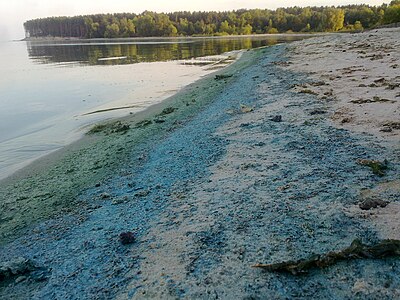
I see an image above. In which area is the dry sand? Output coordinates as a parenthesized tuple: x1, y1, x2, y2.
(284, 28, 400, 142)
(284, 28, 400, 242)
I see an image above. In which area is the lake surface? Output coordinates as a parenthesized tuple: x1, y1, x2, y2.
(0, 35, 314, 180)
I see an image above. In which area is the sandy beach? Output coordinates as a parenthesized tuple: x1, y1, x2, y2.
(286, 28, 400, 142)
(283, 28, 400, 243)
(1, 28, 400, 299)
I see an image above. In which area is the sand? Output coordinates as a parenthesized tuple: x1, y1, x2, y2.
(1, 30, 400, 299)
(282, 28, 400, 243)
(284, 28, 400, 143)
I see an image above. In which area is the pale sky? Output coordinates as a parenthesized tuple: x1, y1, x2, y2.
(0, 0, 391, 40)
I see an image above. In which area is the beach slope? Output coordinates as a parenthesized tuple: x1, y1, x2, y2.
(1, 29, 400, 299)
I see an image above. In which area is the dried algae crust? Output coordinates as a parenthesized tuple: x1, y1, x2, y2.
(253, 239, 400, 275)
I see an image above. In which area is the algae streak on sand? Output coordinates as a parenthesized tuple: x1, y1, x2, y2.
(0, 49, 255, 245)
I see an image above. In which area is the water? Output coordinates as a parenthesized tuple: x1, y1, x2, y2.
(25, 35, 299, 65)
(0, 35, 313, 180)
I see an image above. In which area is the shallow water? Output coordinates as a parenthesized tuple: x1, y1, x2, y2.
(0, 35, 312, 179)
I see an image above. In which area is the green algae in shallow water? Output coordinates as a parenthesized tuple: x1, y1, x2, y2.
(158, 107, 177, 116)
(135, 119, 153, 128)
(0, 47, 261, 245)
(88, 121, 130, 135)
(0, 258, 37, 281)
(253, 239, 400, 275)
(350, 97, 394, 104)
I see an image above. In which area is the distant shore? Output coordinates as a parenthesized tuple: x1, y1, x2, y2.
(22, 22, 400, 43)
(21, 32, 323, 42)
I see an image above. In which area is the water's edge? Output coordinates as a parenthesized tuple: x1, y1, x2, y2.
(0, 46, 259, 244)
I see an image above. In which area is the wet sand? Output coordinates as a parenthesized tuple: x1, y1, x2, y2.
(0, 55, 231, 181)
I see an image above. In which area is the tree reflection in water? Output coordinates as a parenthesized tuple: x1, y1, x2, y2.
(25, 35, 302, 66)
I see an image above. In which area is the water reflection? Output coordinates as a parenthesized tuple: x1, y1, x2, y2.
(25, 35, 305, 66)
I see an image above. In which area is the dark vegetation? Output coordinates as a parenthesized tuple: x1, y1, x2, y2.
(0, 258, 48, 282)
(24, 1, 400, 38)
(356, 159, 389, 176)
(87, 121, 130, 135)
(214, 74, 233, 80)
(359, 198, 389, 210)
(253, 239, 400, 275)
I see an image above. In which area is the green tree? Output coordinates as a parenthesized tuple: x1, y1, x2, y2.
(219, 20, 235, 34)
(24, 5, 393, 39)
(345, 6, 378, 28)
(135, 13, 156, 36)
(383, 2, 400, 23)
(118, 18, 135, 37)
(354, 20, 364, 30)
(274, 8, 288, 31)
(178, 18, 195, 35)
(265, 19, 278, 33)
(325, 8, 345, 31)
(104, 23, 120, 38)
(204, 24, 216, 35)
(127, 19, 135, 36)
(239, 24, 252, 35)
(194, 20, 206, 35)
(301, 23, 311, 32)
(91, 22, 100, 37)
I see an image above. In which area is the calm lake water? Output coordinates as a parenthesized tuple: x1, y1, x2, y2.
(0, 35, 313, 179)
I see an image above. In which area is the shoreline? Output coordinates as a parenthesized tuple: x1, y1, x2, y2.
(21, 32, 325, 42)
(0, 48, 253, 244)
(0, 54, 235, 182)
(1, 29, 400, 298)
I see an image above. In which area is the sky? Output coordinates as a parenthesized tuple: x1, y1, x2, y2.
(0, 0, 391, 41)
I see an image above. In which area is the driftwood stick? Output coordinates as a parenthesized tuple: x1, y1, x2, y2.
(253, 239, 400, 275)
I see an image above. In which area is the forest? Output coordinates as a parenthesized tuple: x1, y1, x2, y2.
(24, 1, 400, 38)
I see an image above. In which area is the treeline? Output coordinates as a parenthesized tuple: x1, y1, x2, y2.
(24, 1, 400, 38)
